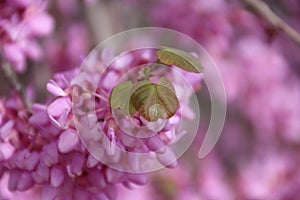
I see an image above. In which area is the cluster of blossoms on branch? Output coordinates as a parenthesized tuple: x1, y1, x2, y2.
(0, 44, 202, 199)
(1, 0, 300, 199)
(0, 0, 54, 72)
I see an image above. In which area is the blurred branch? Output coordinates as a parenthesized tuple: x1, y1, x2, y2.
(242, 0, 300, 47)
(83, 0, 115, 43)
(0, 58, 31, 109)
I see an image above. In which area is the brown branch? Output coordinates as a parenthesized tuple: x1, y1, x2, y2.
(242, 0, 300, 47)
(0, 59, 31, 109)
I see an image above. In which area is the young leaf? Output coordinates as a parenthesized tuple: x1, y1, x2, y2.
(157, 77, 176, 93)
(156, 46, 203, 73)
(130, 78, 179, 122)
(109, 81, 133, 113)
(138, 67, 152, 81)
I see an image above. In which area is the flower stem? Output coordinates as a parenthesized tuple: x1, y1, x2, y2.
(242, 0, 300, 47)
(0, 59, 31, 109)
(93, 92, 108, 102)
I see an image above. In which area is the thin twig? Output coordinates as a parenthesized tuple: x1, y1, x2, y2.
(0, 59, 31, 109)
(242, 0, 300, 47)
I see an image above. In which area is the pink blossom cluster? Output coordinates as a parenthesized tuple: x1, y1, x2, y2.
(0, 47, 202, 199)
(1, 0, 299, 199)
(148, 0, 300, 199)
(0, 0, 54, 72)
(0, 93, 148, 200)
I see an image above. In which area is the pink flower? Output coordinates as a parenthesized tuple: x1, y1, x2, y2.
(58, 129, 79, 153)
(0, 47, 201, 199)
(0, 0, 54, 73)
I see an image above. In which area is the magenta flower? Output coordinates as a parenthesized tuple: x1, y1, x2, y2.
(0, 45, 202, 199)
(0, 0, 54, 72)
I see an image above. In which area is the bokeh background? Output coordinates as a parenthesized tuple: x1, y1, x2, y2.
(1, 0, 300, 199)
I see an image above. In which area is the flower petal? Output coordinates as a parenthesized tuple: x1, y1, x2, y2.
(47, 80, 67, 97)
(0, 143, 15, 161)
(50, 166, 64, 187)
(42, 185, 57, 200)
(47, 97, 71, 117)
(17, 172, 34, 191)
(70, 153, 85, 175)
(58, 129, 79, 153)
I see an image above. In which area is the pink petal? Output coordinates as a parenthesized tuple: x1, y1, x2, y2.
(27, 13, 54, 36)
(17, 172, 34, 191)
(24, 151, 40, 171)
(39, 124, 61, 138)
(113, 53, 133, 70)
(0, 120, 14, 140)
(105, 168, 122, 184)
(29, 111, 49, 126)
(162, 127, 176, 142)
(21, 40, 42, 60)
(42, 185, 57, 200)
(128, 153, 139, 172)
(14, 149, 28, 168)
(50, 166, 64, 187)
(46, 80, 67, 97)
(32, 163, 50, 184)
(0, 143, 15, 161)
(127, 173, 148, 185)
(87, 154, 99, 168)
(156, 148, 178, 168)
(70, 153, 85, 175)
(105, 128, 116, 156)
(56, 109, 70, 129)
(88, 169, 106, 189)
(146, 134, 166, 153)
(8, 170, 21, 191)
(102, 71, 119, 90)
(47, 97, 71, 117)
(58, 129, 79, 153)
(3, 43, 25, 72)
(41, 142, 59, 167)
(32, 103, 47, 112)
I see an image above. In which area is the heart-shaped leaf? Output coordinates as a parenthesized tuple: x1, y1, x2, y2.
(130, 78, 179, 122)
(157, 77, 176, 93)
(157, 46, 203, 73)
(109, 81, 134, 113)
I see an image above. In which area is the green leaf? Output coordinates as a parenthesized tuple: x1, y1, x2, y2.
(158, 77, 176, 93)
(109, 81, 134, 113)
(156, 46, 203, 73)
(139, 67, 152, 80)
(130, 78, 179, 122)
